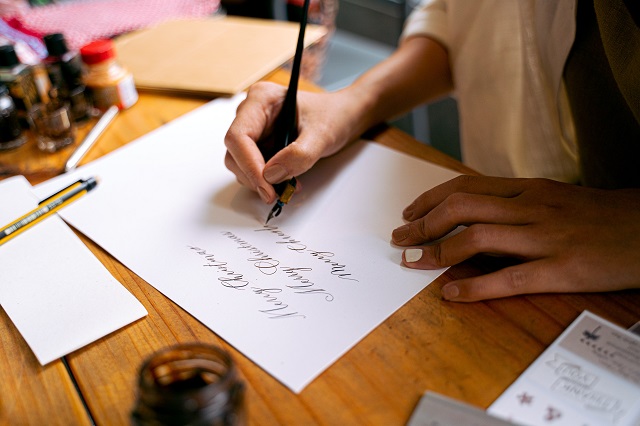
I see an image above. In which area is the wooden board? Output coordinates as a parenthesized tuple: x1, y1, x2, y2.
(113, 16, 326, 97)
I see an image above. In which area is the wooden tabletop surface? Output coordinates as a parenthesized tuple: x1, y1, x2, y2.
(1, 69, 639, 426)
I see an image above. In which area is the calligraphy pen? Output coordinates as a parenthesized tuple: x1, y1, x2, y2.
(262, 0, 311, 224)
(65, 105, 119, 173)
(0, 177, 98, 246)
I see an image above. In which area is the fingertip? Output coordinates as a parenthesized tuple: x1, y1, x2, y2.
(264, 164, 289, 184)
(403, 201, 416, 220)
(441, 267, 531, 302)
(441, 283, 460, 300)
(392, 226, 410, 245)
(257, 186, 274, 204)
(442, 279, 492, 302)
(404, 248, 423, 263)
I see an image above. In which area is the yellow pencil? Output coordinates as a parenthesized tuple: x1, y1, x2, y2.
(0, 177, 98, 246)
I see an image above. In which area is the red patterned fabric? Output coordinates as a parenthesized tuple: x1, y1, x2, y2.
(4, 0, 220, 51)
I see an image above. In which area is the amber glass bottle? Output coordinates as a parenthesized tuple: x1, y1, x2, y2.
(132, 344, 245, 426)
(0, 84, 26, 150)
(80, 39, 138, 111)
(0, 44, 41, 126)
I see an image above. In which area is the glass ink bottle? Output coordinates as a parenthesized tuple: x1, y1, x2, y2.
(0, 44, 41, 126)
(43, 33, 89, 122)
(0, 84, 26, 150)
(29, 100, 76, 153)
(80, 39, 138, 112)
(132, 343, 246, 426)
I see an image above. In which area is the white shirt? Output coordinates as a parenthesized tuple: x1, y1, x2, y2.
(402, 0, 580, 181)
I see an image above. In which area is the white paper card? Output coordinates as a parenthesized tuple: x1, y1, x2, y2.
(489, 311, 640, 425)
(407, 392, 516, 426)
(0, 176, 147, 364)
(35, 94, 461, 392)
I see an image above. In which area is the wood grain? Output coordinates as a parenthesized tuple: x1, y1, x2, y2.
(66, 235, 640, 425)
(0, 307, 90, 425)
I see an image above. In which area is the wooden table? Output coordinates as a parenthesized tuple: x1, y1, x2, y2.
(1, 70, 639, 426)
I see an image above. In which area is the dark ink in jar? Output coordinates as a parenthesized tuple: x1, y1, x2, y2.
(0, 44, 41, 126)
(132, 343, 246, 426)
(0, 84, 26, 150)
(43, 33, 89, 122)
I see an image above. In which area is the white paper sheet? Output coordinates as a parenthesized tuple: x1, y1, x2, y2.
(35, 94, 461, 392)
(0, 176, 147, 365)
(488, 311, 640, 425)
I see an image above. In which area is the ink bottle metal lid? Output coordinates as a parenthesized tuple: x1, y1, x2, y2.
(0, 84, 26, 150)
(132, 343, 246, 426)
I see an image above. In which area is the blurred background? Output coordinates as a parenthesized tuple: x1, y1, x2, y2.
(223, 0, 461, 160)
(1, 0, 461, 160)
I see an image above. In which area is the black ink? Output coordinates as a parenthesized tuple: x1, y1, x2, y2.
(188, 246, 248, 290)
(251, 287, 306, 319)
(280, 267, 335, 301)
(247, 256, 279, 275)
(306, 250, 358, 282)
(188, 245, 305, 320)
(254, 226, 360, 282)
(255, 225, 308, 251)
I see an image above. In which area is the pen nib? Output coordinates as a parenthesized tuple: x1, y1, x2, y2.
(264, 178, 296, 224)
(265, 201, 283, 225)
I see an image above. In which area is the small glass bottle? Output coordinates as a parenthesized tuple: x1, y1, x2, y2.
(0, 84, 26, 150)
(0, 44, 41, 125)
(80, 39, 138, 112)
(29, 100, 76, 153)
(43, 33, 89, 122)
(132, 344, 246, 426)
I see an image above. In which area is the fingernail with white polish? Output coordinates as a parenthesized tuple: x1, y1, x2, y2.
(404, 248, 423, 263)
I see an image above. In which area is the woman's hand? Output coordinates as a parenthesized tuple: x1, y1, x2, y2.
(392, 175, 640, 301)
(224, 82, 368, 204)
(224, 35, 452, 204)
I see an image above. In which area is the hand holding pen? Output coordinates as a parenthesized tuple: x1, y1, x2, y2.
(259, 0, 310, 223)
(223, 2, 373, 214)
(224, 0, 312, 221)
